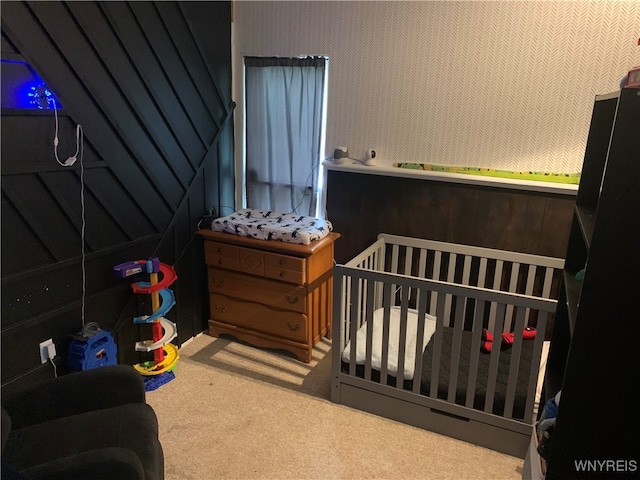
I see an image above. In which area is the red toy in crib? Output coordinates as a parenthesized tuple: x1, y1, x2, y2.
(481, 327, 536, 353)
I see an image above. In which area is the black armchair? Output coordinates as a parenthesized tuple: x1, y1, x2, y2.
(1, 365, 164, 480)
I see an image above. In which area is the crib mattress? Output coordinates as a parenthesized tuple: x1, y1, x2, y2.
(211, 208, 333, 245)
(342, 326, 535, 420)
(420, 327, 534, 420)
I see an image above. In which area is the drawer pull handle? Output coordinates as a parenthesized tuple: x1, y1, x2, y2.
(217, 247, 222, 253)
(287, 322, 300, 331)
(279, 259, 285, 265)
(285, 295, 298, 304)
(213, 279, 225, 288)
(218, 259, 223, 265)
(279, 271, 285, 277)
(214, 304, 227, 313)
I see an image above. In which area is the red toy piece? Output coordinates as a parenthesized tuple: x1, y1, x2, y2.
(481, 327, 536, 353)
(131, 263, 178, 294)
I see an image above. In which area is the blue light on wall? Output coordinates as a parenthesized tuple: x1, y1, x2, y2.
(1, 58, 62, 110)
(28, 85, 57, 109)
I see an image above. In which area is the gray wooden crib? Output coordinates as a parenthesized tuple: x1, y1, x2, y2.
(331, 234, 564, 457)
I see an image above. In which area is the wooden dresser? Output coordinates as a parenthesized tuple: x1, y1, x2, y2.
(197, 230, 340, 362)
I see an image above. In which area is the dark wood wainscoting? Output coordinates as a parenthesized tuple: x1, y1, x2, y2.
(326, 170, 575, 264)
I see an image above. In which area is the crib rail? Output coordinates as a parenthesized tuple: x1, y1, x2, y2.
(352, 234, 563, 333)
(333, 264, 557, 422)
(344, 237, 386, 270)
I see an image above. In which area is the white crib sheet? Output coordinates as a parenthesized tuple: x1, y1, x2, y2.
(210, 208, 333, 245)
(342, 306, 437, 380)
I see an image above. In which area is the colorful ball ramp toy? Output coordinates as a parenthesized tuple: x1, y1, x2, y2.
(113, 257, 179, 391)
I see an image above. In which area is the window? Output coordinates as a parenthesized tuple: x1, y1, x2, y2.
(243, 56, 328, 217)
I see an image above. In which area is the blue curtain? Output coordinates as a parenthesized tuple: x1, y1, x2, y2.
(244, 56, 326, 216)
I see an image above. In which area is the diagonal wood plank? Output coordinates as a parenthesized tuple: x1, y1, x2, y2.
(2, 1, 171, 231)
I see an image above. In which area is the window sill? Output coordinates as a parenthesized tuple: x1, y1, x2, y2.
(323, 161, 578, 196)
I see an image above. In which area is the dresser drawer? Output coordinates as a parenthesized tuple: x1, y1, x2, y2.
(263, 252, 305, 284)
(210, 293, 308, 343)
(208, 268, 307, 313)
(238, 247, 264, 276)
(264, 252, 304, 272)
(204, 241, 239, 269)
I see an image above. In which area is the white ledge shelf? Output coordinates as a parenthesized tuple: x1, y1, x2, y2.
(324, 161, 578, 196)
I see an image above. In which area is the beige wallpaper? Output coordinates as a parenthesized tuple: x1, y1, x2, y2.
(233, 1, 639, 175)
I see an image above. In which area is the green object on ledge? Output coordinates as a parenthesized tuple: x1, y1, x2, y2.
(393, 163, 581, 185)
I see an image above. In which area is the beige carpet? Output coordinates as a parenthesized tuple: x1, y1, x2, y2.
(146, 333, 524, 480)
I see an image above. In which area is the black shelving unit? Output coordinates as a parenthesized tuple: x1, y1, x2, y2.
(525, 88, 640, 479)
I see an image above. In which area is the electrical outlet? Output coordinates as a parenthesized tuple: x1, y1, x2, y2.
(39, 339, 56, 364)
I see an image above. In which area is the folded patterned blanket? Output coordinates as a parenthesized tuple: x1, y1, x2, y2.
(211, 208, 333, 245)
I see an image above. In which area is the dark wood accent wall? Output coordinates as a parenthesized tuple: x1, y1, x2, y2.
(1, 1, 234, 394)
(326, 171, 575, 264)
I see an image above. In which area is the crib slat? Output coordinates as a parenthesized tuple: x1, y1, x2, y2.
(493, 259, 504, 288)
(443, 253, 456, 325)
(524, 311, 549, 419)
(503, 306, 527, 418)
(465, 299, 486, 409)
(373, 249, 384, 309)
(363, 279, 376, 381)
(541, 266, 555, 299)
(377, 242, 385, 272)
(478, 257, 488, 288)
(412, 290, 429, 394)
(432, 250, 442, 280)
(396, 286, 410, 389)
(446, 253, 457, 282)
(415, 249, 428, 308)
(429, 291, 447, 398)
(523, 265, 537, 324)
(487, 260, 504, 332)
(389, 244, 401, 308)
(524, 265, 537, 296)
(404, 247, 413, 276)
(379, 283, 393, 384)
(361, 276, 368, 322)
(343, 275, 351, 347)
(403, 247, 414, 305)
(418, 249, 427, 278)
(504, 262, 520, 332)
(447, 294, 466, 403)
(509, 263, 520, 293)
(348, 276, 360, 377)
(484, 303, 506, 414)
(460, 255, 473, 325)
(390, 244, 400, 274)
(462, 255, 472, 285)
(429, 251, 442, 316)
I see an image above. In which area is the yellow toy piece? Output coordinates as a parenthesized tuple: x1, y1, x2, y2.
(133, 343, 179, 376)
